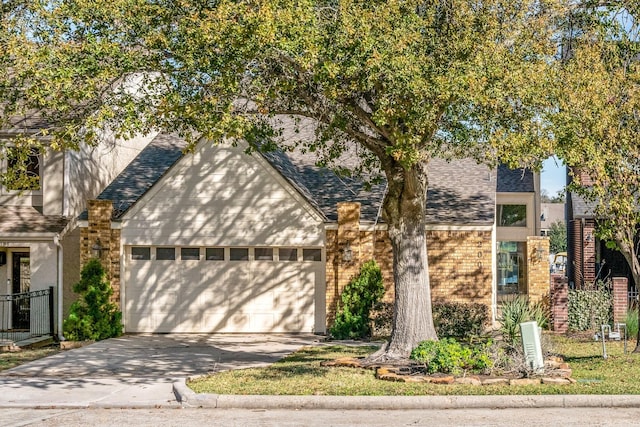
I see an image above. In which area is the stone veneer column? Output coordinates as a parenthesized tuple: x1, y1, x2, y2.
(80, 200, 121, 302)
(612, 277, 628, 324)
(526, 236, 550, 305)
(551, 274, 569, 333)
(325, 203, 361, 327)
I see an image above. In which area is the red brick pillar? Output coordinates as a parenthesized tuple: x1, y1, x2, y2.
(612, 277, 628, 324)
(551, 274, 569, 333)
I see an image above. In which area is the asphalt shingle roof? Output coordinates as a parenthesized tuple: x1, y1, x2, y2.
(83, 133, 498, 226)
(78, 133, 188, 220)
(570, 192, 596, 218)
(0, 206, 68, 234)
(497, 164, 535, 193)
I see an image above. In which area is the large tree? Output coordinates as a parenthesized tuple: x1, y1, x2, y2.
(553, 2, 640, 350)
(1, 0, 561, 359)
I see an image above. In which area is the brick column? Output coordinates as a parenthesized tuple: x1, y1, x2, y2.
(612, 277, 628, 324)
(80, 200, 121, 302)
(527, 236, 550, 304)
(551, 274, 568, 333)
(325, 202, 362, 327)
(582, 219, 597, 287)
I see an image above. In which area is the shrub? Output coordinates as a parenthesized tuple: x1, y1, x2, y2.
(432, 301, 489, 339)
(63, 259, 122, 341)
(568, 283, 612, 331)
(498, 296, 549, 346)
(410, 338, 494, 375)
(625, 308, 639, 340)
(330, 260, 385, 339)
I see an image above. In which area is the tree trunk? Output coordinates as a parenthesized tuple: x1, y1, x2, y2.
(372, 161, 438, 360)
(615, 233, 640, 353)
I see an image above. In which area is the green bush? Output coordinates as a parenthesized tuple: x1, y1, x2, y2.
(63, 259, 122, 341)
(498, 296, 549, 346)
(568, 284, 612, 331)
(625, 308, 638, 340)
(330, 260, 385, 340)
(432, 301, 489, 339)
(410, 338, 493, 375)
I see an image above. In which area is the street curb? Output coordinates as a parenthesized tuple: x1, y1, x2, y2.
(172, 380, 640, 409)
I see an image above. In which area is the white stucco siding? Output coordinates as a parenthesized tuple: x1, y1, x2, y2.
(120, 143, 324, 247)
(121, 142, 326, 333)
(65, 132, 157, 218)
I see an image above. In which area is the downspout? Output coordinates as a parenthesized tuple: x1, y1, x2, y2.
(53, 233, 64, 341)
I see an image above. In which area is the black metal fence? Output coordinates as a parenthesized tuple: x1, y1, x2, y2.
(630, 289, 639, 310)
(0, 286, 54, 343)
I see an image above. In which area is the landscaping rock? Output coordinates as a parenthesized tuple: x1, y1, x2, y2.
(59, 340, 94, 350)
(430, 375, 455, 385)
(320, 357, 363, 368)
(509, 378, 541, 386)
(481, 378, 510, 386)
(454, 376, 482, 386)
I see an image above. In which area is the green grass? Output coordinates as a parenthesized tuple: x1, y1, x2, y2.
(0, 345, 60, 371)
(188, 336, 640, 396)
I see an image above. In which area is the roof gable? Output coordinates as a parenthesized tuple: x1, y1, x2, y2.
(81, 133, 506, 226)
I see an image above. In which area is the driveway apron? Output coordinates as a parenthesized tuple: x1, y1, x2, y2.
(0, 334, 319, 408)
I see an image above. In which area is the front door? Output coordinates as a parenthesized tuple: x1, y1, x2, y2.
(12, 252, 30, 330)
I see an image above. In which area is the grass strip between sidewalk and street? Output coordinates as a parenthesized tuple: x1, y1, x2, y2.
(188, 336, 640, 396)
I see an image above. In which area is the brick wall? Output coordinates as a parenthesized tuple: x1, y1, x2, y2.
(325, 203, 493, 328)
(550, 274, 569, 333)
(527, 236, 551, 305)
(427, 230, 493, 308)
(613, 277, 628, 324)
(80, 200, 121, 302)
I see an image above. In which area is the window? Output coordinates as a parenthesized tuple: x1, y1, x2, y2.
(181, 247, 200, 260)
(5, 147, 40, 191)
(131, 247, 151, 260)
(497, 241, 526, 295)
(255, 248, 274, 261)
(498, 204, 527, 227)
(279, 248, 298, 261)
(230, 248, 249, 261)
(156, 247, 176, 260)
(205, 248, 225, 261)
(303, 248, 322, 262)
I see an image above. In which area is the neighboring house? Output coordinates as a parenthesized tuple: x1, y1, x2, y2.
(2, 117, 547, 338)
(76, 128, 545, 335)
(540, 202, 565, 237)
(566, 172, 635, 289)
(0, 113, 159, 339)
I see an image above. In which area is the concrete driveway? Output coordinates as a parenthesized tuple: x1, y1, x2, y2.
(3, 333, 320, 378)
(0, 333, 319, 408)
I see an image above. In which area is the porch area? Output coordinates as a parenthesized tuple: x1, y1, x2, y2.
(0, 287, 54, 348)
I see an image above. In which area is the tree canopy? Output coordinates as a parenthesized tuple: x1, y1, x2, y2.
(552, 2, 640, 349)
(1, 0, 563, 358)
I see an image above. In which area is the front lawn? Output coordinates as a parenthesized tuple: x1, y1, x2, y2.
(0, 346, 60, 371)
(188, 336, 640, 395)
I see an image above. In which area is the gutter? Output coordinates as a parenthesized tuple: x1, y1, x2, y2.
(53, 233, 64, 341)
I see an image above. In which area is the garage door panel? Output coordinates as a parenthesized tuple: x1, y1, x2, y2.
(124, 246, 323, 333)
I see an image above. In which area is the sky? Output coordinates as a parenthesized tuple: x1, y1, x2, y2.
(541, 156, 566, 196)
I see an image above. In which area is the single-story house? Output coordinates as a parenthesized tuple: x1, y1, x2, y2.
(2, 120, 548, 339)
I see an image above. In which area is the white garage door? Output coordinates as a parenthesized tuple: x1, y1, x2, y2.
(124, 246, 324, 333)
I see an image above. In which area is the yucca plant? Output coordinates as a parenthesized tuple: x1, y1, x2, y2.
(498, 296, 549, 346)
